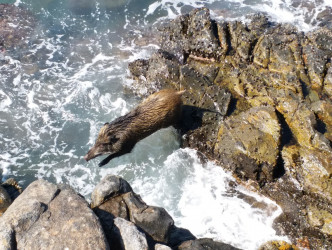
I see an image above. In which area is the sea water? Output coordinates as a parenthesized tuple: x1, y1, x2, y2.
(0, 0, 330, 249)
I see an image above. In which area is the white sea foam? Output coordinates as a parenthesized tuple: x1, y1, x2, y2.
(127, 148, 288, 249)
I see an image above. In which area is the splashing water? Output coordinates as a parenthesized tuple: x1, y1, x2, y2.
(1, 0, 328, 248)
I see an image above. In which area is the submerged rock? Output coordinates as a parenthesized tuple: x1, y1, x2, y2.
(0, 4, 35, 49)
(0, 180, 109, 249)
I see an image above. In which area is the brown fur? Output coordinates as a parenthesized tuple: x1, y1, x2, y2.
(84, 89, 185, 166)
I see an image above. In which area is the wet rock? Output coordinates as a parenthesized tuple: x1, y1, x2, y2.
(113, 217, 148, 250)
(258, 240, 297, 250)
(159, 8, 221, 61)
(214, 106, 280, 183)
(186, 8, 221, 58)
(228, 21, 258, 61)
(0, 4, 35, 49)
(0, 179, 109, 249)
(178, 238, 240, 250)
(0, 186, 11, 216)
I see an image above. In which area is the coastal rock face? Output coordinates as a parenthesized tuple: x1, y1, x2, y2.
(0, 180, 109, 249)
(128, 7, 332, 249)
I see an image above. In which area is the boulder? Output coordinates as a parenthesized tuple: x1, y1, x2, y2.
(178, 238, 240, 250)
(92, 175, 174, 244)
(0, 180, 109, 249)
(91, 174, 132, 208)
(0, 186, 11, 216)
(113, 217, 148, 250)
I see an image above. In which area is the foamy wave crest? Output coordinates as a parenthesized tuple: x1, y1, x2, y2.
(126, 148, 287, 249)
(145, 0, 331, 31)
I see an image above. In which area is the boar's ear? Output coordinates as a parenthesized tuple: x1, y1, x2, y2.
(104, 122, 109, 126)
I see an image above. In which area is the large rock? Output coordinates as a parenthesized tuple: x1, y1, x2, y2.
(91, 174, 132, 208)
(178, 238, 240, 250)
(214, 106, 280, 183)
(92, 175, 174, 245)
(0, 180, 109, 249)
(113, 217, 148, 250)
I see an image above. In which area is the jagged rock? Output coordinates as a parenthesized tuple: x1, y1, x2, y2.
(178, 238, 240, 250)
(113, 217, 148, 250)
(282, 144, 332, 203)
(0, 186, 11, 216)
(91, 175, 132, 208)
(0, 180, 109, 249)
(159, 8, 221, 61)
(307, 205, 332, 236)
(128, 8, 332, 248)
(311, 99, 332, 141)
(92, 175, 174, 244)
(214, 106, 280, 183)
(258, 240, 297, 250)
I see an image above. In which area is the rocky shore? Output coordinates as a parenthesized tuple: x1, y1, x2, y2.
(0, 175, 243, 250)
(128, 7, 332, 249)
(1, 3, 332, 249)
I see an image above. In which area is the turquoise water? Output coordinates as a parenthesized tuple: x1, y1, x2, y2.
(1, 0, 329, 248)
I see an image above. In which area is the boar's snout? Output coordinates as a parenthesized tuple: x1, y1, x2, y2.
(84, 147, 99, 162)
(84, 153, 90, 161)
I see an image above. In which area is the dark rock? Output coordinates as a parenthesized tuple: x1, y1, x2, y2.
(92, 175, 174, 245)
(178, 238, 240, 250)
(168, 226, 196, 248)
(0, 186, 11, 216)
(0, 180, 109, 249)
